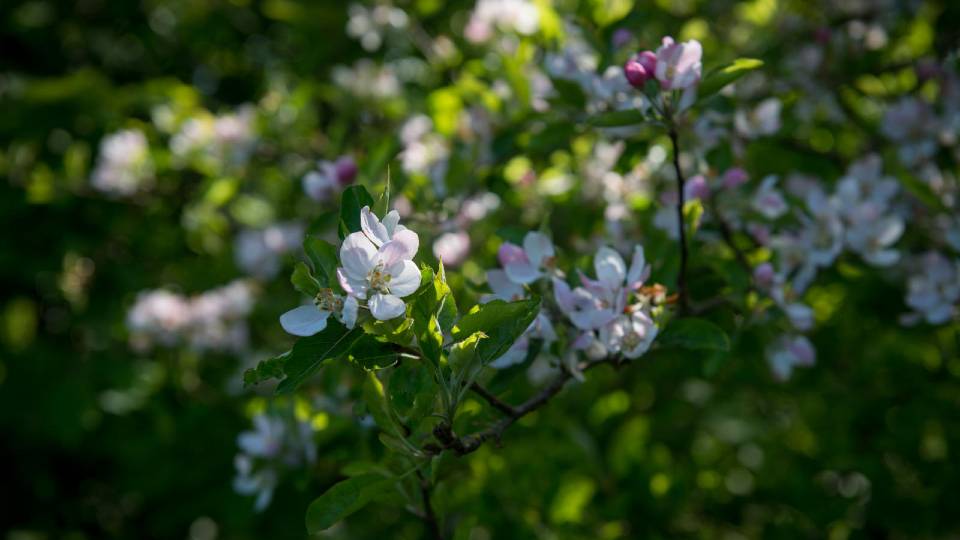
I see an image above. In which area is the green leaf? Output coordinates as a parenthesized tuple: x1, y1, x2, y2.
(291, 261, 320, 298)
(304, 236, 338, 287)
(388, 360, 436, 419)
(349, 335, 401, 371)
(451, 298, 541, 365)
(339, 185, 375, 240)
(586, 108, 646, 128)
(448, 331, 486, 373)
(276, 321, 364, 394)
(243, 351, 289, 386)
(412, 262, 458, 358)
(697, 58, 764, 101)
(362, 371, 400, 436)
(305, 474, 391, 533)
(548, 77, 586, 109)
(657, 318, 730, 351)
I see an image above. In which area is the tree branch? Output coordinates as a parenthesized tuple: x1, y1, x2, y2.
(415, 470, 443, 540)
(469, 382, 518, 417)
(669, 128, 689, 312)
(430, 359, 608, 457)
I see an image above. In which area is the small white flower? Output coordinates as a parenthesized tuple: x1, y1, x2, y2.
(497, 232, 555, 285)
(752, 175, 788, 220)
(337, 207, 421, 321)
(767, 335, 815, 381)
(904, 252, 960, 324)
(601, 311, 658, 359)
(654, 36, 703, 90)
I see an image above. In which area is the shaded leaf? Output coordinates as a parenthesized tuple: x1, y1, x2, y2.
(339, 185, 375, 240)
(697, 58, 764, 102)
(304, 236, 338, 287)
(657, 318, 730, 351)
(276, 321, 364, 394)
(291, 261, 320, 298)
(452, 298, 541, 365)
(243, 351, 289, 386)
(587, 109, 646, 128)
(305, 474, 390, 534)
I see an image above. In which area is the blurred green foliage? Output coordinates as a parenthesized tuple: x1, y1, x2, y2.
(2, 0, 960, 539)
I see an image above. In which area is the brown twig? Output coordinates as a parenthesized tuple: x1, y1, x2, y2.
(469, 382, 518, 417)
(429, 359, 608, 457)
(669, 128, 689, 312)
(415, 470, 443, 540)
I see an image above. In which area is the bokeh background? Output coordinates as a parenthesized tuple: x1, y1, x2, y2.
(2, 0, 960, 538)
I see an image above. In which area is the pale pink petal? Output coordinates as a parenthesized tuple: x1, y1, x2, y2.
(595, 246, 626, 290)
(360, 206, 390, 246)
(369, 293, 406, 320)
(280, 306, 330, 336)
(523, 232, 554, 268)
(387, 260, 421, 297)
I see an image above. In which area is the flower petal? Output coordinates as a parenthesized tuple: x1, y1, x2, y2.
(523, 232, 554, 268)
(382, 210, 401, 237)
(391, 228, 419, 260)
(626, 245, 649, 289)
(488, 269, 524, 301)
(280, 306, 330, 336)
(341, 295, 358, 329)
(387, 260, 421, 297)
(360, 206, 389, 246)
(340, 231, 377, 279)
(595, 246, 626, 290)
(338, 268, 368, 299)
(504, 260, 541, 284)
(369, 293, 406, 320)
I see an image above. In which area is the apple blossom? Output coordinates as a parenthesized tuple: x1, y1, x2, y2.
(767, 335, 816, 381)
(91, 128, 154, 196)
(338, 207, 421, 321)
(904, 252, 960, 325)
(624, 51, 657, 88)
(279, 290, 358, 337)
(654, 37, 702, 90)
(497, 232, 555, 284)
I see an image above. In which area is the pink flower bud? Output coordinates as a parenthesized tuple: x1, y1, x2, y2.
(334, 156, 358, 186)
(684, 174, 710, 200)
(612, 28, 633, 49)
(636, 51, 657, 74)
(753, 262, 775, 289)
(624, 58, 649, 88)
(624, 51, 657, 88)
(722, 167, 749, 189)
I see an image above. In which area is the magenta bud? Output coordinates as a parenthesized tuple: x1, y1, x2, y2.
(814, 27, 831, 44)
(684, 174, 710, 200)
(636, 51, 657, 74)
(612, 28, 633, 49)
(753, 262, 775, 289)
(722, 167, 749, 189)
(334, 156, 357, 186)
(624, 58, 649, 88)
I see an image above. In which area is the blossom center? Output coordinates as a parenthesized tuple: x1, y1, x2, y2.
(314, 288, 344, 312)
(367, 262, 392, 293)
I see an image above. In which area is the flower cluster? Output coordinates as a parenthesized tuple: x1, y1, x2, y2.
(234, 222, 305, 280)
(302, 155, 358, 202)
(126, 280, 256, 352)
(280, 207, 421, 336)
(90, 129, 154, 196)
(624, 36, 703, 90)
(233, 411, 316, 511)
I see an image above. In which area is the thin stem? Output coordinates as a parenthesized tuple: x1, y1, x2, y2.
(429, 359, 608, 457)
(669, 128, 689, 312)
(415, 470, 442, 540)
(470, 382, 518, 417)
